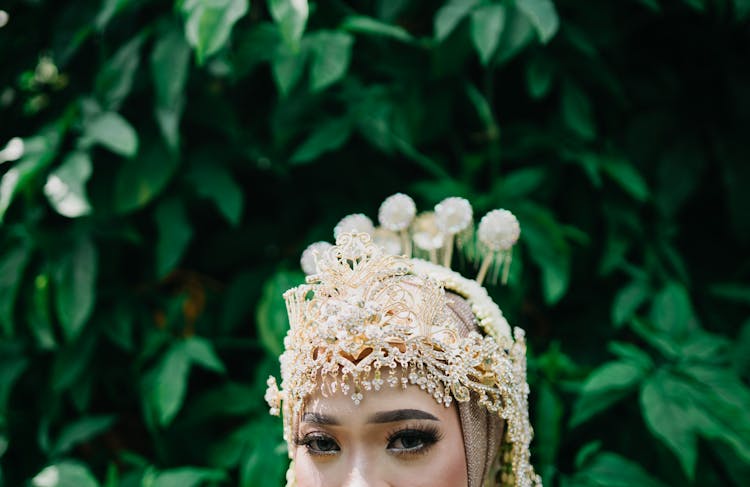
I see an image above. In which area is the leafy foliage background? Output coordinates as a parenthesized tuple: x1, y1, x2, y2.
(1, 0, 750, 486)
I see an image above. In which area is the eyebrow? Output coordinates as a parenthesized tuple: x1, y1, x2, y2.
(301, 409, 439, 426)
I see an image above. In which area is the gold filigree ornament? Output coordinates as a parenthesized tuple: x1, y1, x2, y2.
(265, 194, 541, 487)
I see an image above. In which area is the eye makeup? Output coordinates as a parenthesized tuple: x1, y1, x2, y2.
(385, 423, 443, 457)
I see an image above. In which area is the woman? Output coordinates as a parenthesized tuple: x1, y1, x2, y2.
(265, 194, 542, 487)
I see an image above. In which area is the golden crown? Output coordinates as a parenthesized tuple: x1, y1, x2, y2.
(265, 194, 540, 487)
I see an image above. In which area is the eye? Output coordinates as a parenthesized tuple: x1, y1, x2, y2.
(298, 433, 340, 456)
(387, 427, 440, 454)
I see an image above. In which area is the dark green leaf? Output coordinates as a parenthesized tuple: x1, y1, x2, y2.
(145, 343, 191, 427)
(601, 155, 649, 202)
(152, 467, 227, 487)
(501, 167, 546, 199)
(470, 4, 506, 65)
(0, 352, 28, 411)
(535, 381, 563, 485)
(734, 318, 750, 378)
(515, 0, 559, 43)
(608, 342, 654, 370)
(182, 337, 226, 374)
(434, 0, 479, 41)
(526, 55, 554, 99)
(291, 118, 353, 164)
(151, 24, 191, 153)
(238, 417, 287, 487)
(649, 282, 696, 341)
(561, 80, 596, 140)
(640, 370, 697, 479)
(267, 0, 308, 49)
(256, 270, 305, 356)
(53, 236, 98, 341)
(186, 157, 244, 226)
(709, 282, 750, 305)
(31, 462, 100, 487)
(612, 279, 650, 327)
(43, 151, 93, 218)
(52, 415, 116, 456)
(95, 35, 143, 110)
(95, 0, 130, 31)
(84, 112, 139, 157)
(114, 141, 178, 213)
(271, 42, 308, 96)
(51, 331, 97, 392)
(154, 197, 193, 278)
(183, 0, 249, 64)
(571, 361, 645, 426)
(572, 451, 668, 487)
(0, 244, 31, 336)
(309, 31, 354, 92)
(27, 273, 57, 349)
(340, 15, 414, 43)
(735, 0, 750, 21)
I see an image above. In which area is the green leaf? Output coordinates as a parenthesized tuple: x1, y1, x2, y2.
(238, 418, 287, 487)
(434, 0, 479, 41)
(186, 159, 244, 226)
(735, 318, 750, 378)
(53, 236, 98, 341)
(152, 467, 227, 487)
(271, 42, 308, 96)
(640, 370, 697, 479)
(267, 0, 309, 49)
(0, 244, 31, 336)
(572, 451, 669, 487)
(608, 342, 654, 370)
(709, 282, 750, 305)
(145, 343, 191, 427)
(291, 118, 353, 164)
(494, 5, 536, 63)
(601, 155, 649, 202)
(182, 337, 226, 374)
(95, 35, 143, 110)
(95, 0, 130, 31)
(27, 273, 57, 349)
(535, 381, 563, 484)
(183, 0, 249, 64)
(114, 141, 178, 213)
(515, 0, 559, 43)
(470, 4, 506, 65)
(0, 351, 28, 411)
(51, 329, 97, 392)
(649, 282, 696, 341)
(571, 361, 646, 426)
(43, 151, 93, 218)
(84, 112, 139, 157)
(500, 167, 546, 199)
(151, 24, 191, 153)
(52, 415, 116, 456)
(0, 131, 61, 223)
(154, 197, 193, 278)
(256, 270, 305, 356)
(526, 55, 554, 99)
(735, 0, 750, 21)
(561, 80, 596, 140)
(340, 15, 414, 43)
(309, 31, 354, 92)
(32, 461, 100, 487)
(612, 279, 650, 327)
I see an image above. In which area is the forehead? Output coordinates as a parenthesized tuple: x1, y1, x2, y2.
(303, 382, 455, 424)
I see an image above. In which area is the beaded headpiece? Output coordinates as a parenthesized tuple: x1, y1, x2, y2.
(265, 194, 541, 487)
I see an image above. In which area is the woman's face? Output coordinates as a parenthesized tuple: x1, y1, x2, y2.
(293, 382, 468, 487)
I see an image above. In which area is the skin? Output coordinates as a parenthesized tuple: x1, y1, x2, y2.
(293, 383, 468, 487)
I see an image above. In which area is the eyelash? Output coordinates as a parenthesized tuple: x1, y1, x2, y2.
(386, 424, 442, 457)
(295, 425, 442, 458)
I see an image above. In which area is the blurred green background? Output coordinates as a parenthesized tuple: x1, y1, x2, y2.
(1, 0, 750, 486)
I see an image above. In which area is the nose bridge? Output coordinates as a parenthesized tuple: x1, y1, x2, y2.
(341, 448, 387, 487)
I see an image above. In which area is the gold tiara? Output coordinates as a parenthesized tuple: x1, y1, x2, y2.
(265, 194, 540, 487)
